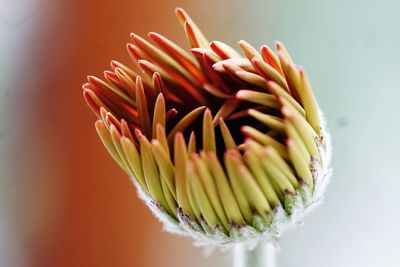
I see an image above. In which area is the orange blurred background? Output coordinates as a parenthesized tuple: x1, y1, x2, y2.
(12, 0, 237, 266)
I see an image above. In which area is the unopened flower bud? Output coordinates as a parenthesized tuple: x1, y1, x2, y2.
(83, 8, 332, 248)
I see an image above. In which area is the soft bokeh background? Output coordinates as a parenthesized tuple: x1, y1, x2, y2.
(1, 0, 399, 266)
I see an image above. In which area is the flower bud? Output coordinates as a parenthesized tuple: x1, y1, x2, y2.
(83, 8, 331, 248)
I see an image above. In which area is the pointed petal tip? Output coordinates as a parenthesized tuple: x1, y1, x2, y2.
(174, 131, 184, 140)
(110, 60, 120, 69)
(95, 119, 104, 128)
(286, 138, 294, 147)
(266, 80, 278, 88)
(240, 125, 249, 133)
(130, 32, 138, 40)
(109, 123, 118, 132)
(82, 83, 91, 90)
(120, 135, 130, 143)
(251, 57, 260, 63)
(175, 7, 188, 21)
(184, 19, 191, 30)
(150, 138, 158, 145)
(134, 128, 142, 136)
(86, 75, 95, 82)
(175, 7, 184, 14)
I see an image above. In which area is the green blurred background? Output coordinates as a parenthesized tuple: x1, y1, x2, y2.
(0, 0, 399, 266)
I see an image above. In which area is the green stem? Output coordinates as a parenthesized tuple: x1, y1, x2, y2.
(233, 241, 276, 267)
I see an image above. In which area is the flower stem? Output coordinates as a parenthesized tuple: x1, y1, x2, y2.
(233, 241, 276, 267)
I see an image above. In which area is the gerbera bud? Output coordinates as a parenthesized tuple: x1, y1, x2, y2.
(83, 8, 331, 248)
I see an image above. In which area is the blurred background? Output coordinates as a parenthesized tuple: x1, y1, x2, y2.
(0, 0, 399, 266)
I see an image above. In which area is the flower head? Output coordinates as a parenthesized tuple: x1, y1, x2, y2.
(83, 8, 331, 247)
